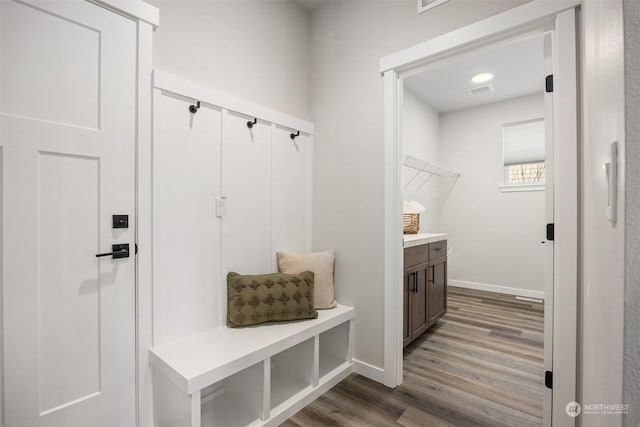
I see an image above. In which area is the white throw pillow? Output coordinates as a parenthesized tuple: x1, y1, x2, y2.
(276, 250, 337, 309)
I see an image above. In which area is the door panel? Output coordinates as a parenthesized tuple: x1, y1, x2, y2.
(0, 0, 100, 129)
(410, 264, 428, 339)
(428, 258, 447, 326)
(1, 1, 137, 425)
(39, 153, 101, 414)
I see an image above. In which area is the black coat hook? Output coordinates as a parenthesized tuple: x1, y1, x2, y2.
(189, 101, 200, 114)
(290, 130, 300, 140)
(247, 118, 258, 128)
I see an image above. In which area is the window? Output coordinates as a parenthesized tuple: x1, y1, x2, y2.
(502, 118, 545, 191)
(507, 161, 545, 184)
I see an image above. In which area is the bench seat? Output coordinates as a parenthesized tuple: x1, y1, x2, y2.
(150, 304, 355, 427)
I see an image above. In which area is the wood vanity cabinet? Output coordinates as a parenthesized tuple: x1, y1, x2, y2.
(403, 269, 412, 347)
(404, 263, 429, 346)
(403, 240, 447, 347)
(428, 255, 447, 325)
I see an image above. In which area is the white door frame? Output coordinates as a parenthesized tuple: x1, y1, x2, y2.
(88, 2, 158, 427)
(381, 1, 580, 425)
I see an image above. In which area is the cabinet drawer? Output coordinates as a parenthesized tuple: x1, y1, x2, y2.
(429, 239, 447, 259)
(404, 245, 429, 268)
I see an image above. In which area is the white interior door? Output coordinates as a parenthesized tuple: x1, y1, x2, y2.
(543, 32, 555, 427)
(550, 9, 579, 425)
(0, 1, 137, 426)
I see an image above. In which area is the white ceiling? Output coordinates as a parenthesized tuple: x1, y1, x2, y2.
(403, 34, 545, 113)
(293, 0, 331, 12)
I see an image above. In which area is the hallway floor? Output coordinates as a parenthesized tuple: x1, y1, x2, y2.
(281, 287, 544, 427)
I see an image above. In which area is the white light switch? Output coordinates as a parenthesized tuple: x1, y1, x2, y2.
(605, 141, 618, 224)
(216, 197, 227, 217)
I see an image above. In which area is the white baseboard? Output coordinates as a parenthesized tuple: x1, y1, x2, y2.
(352, 359, 385, 384)
(449, 279, 545, 300)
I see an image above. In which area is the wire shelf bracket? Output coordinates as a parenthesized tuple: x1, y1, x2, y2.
(403, 155, 460, 189)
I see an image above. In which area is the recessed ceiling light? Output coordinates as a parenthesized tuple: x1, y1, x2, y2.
(471, 72, 494, 84)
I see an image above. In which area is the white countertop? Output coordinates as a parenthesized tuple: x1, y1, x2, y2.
(403, 232, 447, 248)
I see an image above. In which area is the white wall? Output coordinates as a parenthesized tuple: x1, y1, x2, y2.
(402, 89, 441, 232)
(402, 89, 545, 296)
(309, 0, 528, 372)
(146, 0, 310, 120)
(623, 1, 640, 425)
(438, 94, 545, 296)
(580, 1, 626, 426)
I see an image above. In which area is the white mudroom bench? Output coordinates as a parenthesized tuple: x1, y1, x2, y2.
(149, 304, 355, 427)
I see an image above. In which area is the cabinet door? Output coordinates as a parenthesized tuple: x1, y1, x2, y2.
(403, 270, 412, 347)
(410, 263, 429, 340)
(428, 257, 448, 326)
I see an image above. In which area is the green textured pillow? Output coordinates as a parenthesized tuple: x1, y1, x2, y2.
(227, 271, 318, 328)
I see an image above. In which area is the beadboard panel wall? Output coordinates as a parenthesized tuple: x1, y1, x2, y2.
(153, 90, 223, 346)
(152, 75, 313, 347)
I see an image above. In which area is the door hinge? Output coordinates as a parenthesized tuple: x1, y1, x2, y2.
(545, 74, 554, 93)
(546, 223, 555, 241)
(545, 370, 553, 389)
(135, 243, 138, 255)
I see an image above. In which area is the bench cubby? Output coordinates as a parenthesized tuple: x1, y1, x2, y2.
(270, 337, 315, 412)
(200, 362, 264, 427)
(319, 320, 351, 379)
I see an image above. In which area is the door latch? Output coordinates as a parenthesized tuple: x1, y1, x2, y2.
(96, 243, 130, 259)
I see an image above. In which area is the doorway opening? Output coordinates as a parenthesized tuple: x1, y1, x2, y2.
(381, 3, 579, 425)
(400, 32, 550, 425)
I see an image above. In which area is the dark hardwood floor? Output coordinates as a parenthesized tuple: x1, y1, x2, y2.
(281, 287, 544, 427)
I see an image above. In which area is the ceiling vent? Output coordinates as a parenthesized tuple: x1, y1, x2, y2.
(468, 85, 495, 96)
(417, 0, 450, 14)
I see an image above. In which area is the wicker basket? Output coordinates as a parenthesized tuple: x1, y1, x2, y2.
(403, 213, 420, 234)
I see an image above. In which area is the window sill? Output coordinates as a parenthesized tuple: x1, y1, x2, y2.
(499, 184, 545, 193)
